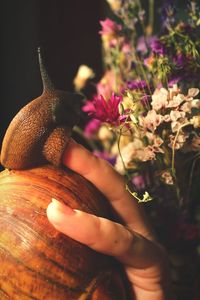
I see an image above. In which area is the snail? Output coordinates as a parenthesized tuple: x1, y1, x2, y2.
(0, 49, 129, 299)
(0, 48, 83, 170)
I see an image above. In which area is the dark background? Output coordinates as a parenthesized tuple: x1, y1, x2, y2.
(0, 0, 107, 144)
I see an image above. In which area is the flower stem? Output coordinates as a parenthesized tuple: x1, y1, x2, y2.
(148, 0, 154, 35)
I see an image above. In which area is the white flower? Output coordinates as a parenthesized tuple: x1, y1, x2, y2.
(188, 88, 199, 98)
(171, 117, 188, 132)
(115, 142, 137, 174)
(167, 94, 185, 108)
(106, 0, 121, 11)
(73, 65, 94, 91)
(180, 101, 192, 113)
(168, 132, 189, 149)
(168, 84, 180, 99)
(151, 88, 168, 111)
(190, 116, 200, 128)
(161, 171, 173, 185)
(136, 146, 156, 161)
(191, 99, 200, 108)
(170, 110, 185, 122)
(139, 110, 163, 132)
(98, 126, 113, 141)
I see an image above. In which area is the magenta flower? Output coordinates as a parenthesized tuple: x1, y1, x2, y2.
(82, 93, 122, 125)
(84, 119, 101, 138)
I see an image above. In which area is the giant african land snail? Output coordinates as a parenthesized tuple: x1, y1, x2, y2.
(0, 48, 83, 170)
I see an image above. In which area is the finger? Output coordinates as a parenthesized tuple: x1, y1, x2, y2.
(62, 139, 153, 239)
(47, 199, 160, 267)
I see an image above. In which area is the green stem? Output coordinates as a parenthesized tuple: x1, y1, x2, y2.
(148, 0, 154, 35)
(117, 128, 127, 173)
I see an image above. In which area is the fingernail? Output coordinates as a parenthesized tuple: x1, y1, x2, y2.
(51, 198, 76, 216)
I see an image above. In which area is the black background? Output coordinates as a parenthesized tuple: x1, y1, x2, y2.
(0, 0, 106, 143)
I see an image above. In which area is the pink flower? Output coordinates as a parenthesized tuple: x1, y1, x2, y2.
(99, 18, 122, 36)
(82, 93, 122, 125)
(121, 42, 132, 54)
(132, 175, 146, 191)
(84, 119, 101, 138)
(96, 70, 116, 99)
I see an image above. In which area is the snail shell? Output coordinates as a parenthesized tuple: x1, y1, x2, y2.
(0, 165, 128, 299)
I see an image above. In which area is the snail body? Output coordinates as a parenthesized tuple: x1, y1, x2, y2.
(1, 89, 81, 169)
(0, 48, 82, 170)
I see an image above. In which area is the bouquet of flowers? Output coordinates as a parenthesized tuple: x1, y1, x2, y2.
(73, 1, 200, 298)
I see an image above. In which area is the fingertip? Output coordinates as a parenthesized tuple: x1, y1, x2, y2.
(46, 199, 76, 228)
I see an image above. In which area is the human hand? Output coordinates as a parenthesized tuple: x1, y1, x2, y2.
(47, 139, 173, 300)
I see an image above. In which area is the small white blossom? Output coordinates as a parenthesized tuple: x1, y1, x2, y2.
(169, 132, 189, 149)
(115, 142, 137, 174)
(180, 101, 192, 113)
(190, 116, 200, 128)
(191, 99, 200, 108)
(73, 65, 94, 91)
(98, 126, 113, 141)
(167, 94, 185, 108)
(136, 146, 156, 161)
(188, 88, 199, 98)
(151, 88, 168, 111)
(161, 171, 174, 185)
(170, 110, 185, 122)
(139, 110, 163, 132)
(168, 84, 181, 99)
(106, 0, 121, 11)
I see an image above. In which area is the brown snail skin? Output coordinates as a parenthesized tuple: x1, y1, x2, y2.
(0, 49, 83, 170)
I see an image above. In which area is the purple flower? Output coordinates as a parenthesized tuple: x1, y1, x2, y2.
(82, 93, 122, 125)
(127, 80, 148, 90)
(136, 36, 157, 54)
(150, 38, 166, 55)
(174, 53, 186, 68)
(168, 76, 181, 87)
(160, 0, 176, 30)
(93, 150, 116, 165)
